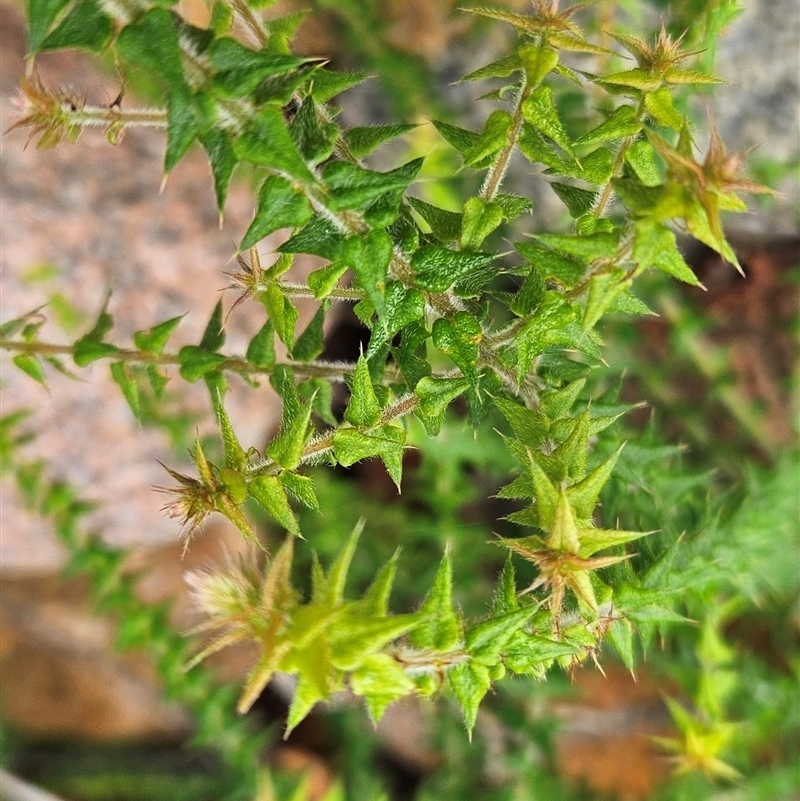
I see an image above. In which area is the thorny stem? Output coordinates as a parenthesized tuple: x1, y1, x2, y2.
(62, 104, 167, 129)
(479, 78, 530, 202)
(0, 338, 398, 383)
(245, 391, 421, 477)
(279, 282, 365, 302)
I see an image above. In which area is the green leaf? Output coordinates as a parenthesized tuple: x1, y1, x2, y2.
(39, 0, 111, 52)
(494, 397, 547, 448)
(324, 520, 364, 605)
(117, 9, 185, 91)
(412, 246, 494, 292)
(344, 123, 417, 158)
(199, 300, 225, 352)
(525, 452, 559, 529)
(267, 394, 313, 471)
(431, 313, 482, 388)
(634, 221, 701, 286)
(246, 321, 276, 369)
(492, 556, 519, 616)
(291, 305, 326, 362)
(460, 198, 503, 250)
(361, 550, 399, 617)
(285, 650, 329, 734)
(329, 614, 418, 672)
(516, 242, 583, 288)
(567, 445, 623, 518)
(309, 69, 367, 102)
(332, 426, 406, 489)
(343, 231, 393, 324)
(414, 376, 469, 436)
(531, 231, 619, 261)
(240, 175, 313, 251)
(466, 605, 538, 666)
(164, 86, 200, 174)
(177, 346, 226, 382)
(607, 618, 634, 672)
(462, 52, 521, 82)
(323, 159, 423, 212)
(431, 119, 480, 157)
(625, 140, 661, 186)
(279, 471, 318, 510)
(27, 0, 72, 52)
(109, 362, 140, 419)
(518, 43, 559, 88)
(464, 110, 512, 167)
(236, 108, 316, 183)
(552, 408, 591, 480)
(522, 86, 574, 155)
(207, 380, 246, 470)
(598, 68, 662, 91)
(549, 182, 596, 218)
(578, 527, 653, 558)
(644, 87, 685, 130)
(262, 283, 298, 349)
(409, 552, 461, 651)
(350, 653, 415, 723)
(344, 356, 382, 428)
(248, 474, 300, 535)
(13, 354, 47, 386)
(541, 378, 586, 420)
(575, 105, 641, 148)
(307, 261, 348, 300)
(495, 193, 533, 220)
(583, 270, 628, 332)
(279, 215, 346, 260)
(208, 38, 308, 98)
(134, 315, 182, 355)
(449, 661, 491, 738)
(289, 96, 339, 164)
(73, 338, 118, 367)
(407, 197, 462, 242)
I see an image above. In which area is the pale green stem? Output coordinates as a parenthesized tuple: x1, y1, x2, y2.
(479, 77, 530, 202)
(63, 105, 167, 129)
(245, 391, 420, 477)
(0, 338, 384, 383)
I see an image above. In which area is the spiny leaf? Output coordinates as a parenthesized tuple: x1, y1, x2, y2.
(292, 304, 326, 362)
(414, 376, 470, 436)
(246, 321, 276, 369)
(574, 105, 641, 148)
(431, 313, 483, 388)
(464, 110, 512, 167)
(267, 393, 314, 471)
(522, 86, 574, 156)
(240, 175, 313, 251)
(248, 474, 300, 536)
(344, 356, 382, 427)
(407, 197, 462, 242)
(332, 426, 406, 489)
(413, 247, 495, 293)
(325, 519, 364, 605)
(410, 551, 461, 651)
(350, 653, 416, 723)
(344, 123, 417, 158)
(449, 661, 491, 739)
(461, 198, 503, 250)
(134, 315, 183, 355)
(466, 605, 538, 666)
(343, 231, 392, 325)
(567, 445, 624, 519)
